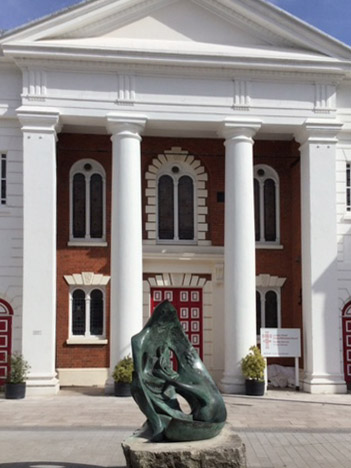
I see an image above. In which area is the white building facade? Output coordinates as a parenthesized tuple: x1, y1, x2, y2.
(0, 0, 351, 395)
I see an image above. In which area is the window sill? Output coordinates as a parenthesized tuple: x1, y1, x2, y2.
(68, 240, 108, 247)
(256, 243, 283, 250)
(66, 338, 108, 345)
(343, 212, 351, 222)
(156, 240, 198, 246)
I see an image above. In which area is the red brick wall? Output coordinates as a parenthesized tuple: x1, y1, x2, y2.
(254, 140, 302, 366)
(56, 134, 302, 369)
(56, 134, 112, 369)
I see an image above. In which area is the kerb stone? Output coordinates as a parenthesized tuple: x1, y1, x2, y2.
(122, 423, 247, 468)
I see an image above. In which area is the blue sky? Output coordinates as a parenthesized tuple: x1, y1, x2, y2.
(0, 0, 350, 46)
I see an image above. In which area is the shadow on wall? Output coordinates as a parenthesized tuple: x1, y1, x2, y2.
(308, 255, 343, 379)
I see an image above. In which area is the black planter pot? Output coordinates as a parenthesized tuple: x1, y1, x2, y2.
(5, 382, 26, 399)
(114, 381, 131, 397)
(245, 379, 265, 396)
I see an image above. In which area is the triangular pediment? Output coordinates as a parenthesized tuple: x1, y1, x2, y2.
(51, 0, 272, 48)
(1, 0, 350, 62)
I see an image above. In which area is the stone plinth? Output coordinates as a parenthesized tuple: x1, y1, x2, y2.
(122, 423, 247, 468)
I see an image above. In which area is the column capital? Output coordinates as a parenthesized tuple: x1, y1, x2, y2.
(295, 118, 343, 146)
(16, 107, 62, 136)
(106, 113, 147, 138)
(218, 118, 262, 141)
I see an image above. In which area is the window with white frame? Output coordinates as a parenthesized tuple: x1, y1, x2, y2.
(256, 288, 281, 336)
(254, 165, 280, 244)
(1, 153, 7, 205)
(157, 165, 195, 242)
(69, 159, 106, 243)
(346, 163, 351, 212)
(70, 287, 105, 339)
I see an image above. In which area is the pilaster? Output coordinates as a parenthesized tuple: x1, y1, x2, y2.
(296, 119, 346, 394)
(17, 107, 61, 395)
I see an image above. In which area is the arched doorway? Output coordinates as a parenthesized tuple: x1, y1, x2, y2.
(342, 301, 351, 389)
(0, 299, 13, 386)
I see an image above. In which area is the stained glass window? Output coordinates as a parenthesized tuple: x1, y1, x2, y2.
(73, 174, 86, 238)
(71, 288, 105, 338)
(72, 289, 86, 335)
(1, 154, 7, 205)
(70, 160, 105, 242)
(158, 171, 195, 242)
(90, 289, 103, 335)
(158, 175, 174, 239)
(254, 165, 279, 243)
(264, 179, 276, 242)
(178, 176, 194, 240)
(265, 290, 278, 328)
(90, 174, 103, 238)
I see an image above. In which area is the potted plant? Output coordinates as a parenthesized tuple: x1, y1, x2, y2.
(241, 345, 266, 396)
(112, 355, 134, 397)
(5, 353, 30, 399)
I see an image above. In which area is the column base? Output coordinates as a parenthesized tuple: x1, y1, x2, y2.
(219, 374, 245, 394)
(104, 375, 114, 395)
(302, 372, 347, 394)
(26, 375, 60, 396)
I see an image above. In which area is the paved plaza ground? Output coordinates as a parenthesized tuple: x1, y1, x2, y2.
(1, 387, 351, 468)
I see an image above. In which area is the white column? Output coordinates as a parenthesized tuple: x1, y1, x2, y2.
(296, 119, 346, 394)
(17, 108, 61, 395)
(106, 114, 147, 391)
(219, 119, 261, 394)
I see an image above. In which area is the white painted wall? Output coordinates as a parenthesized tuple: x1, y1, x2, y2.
(0, 64, 24, 354)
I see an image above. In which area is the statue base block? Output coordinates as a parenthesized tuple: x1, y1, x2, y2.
(122, 423, 247, 468)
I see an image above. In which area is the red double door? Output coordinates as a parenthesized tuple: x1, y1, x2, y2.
(0, 302, 12, 385)
(342, 303, 351, 387)
(150, 287, 203, 360)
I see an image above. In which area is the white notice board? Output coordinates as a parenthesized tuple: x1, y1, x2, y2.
(260, 328, 301, 358)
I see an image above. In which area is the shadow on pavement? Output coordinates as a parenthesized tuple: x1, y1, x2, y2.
(0, 463, 125, 468)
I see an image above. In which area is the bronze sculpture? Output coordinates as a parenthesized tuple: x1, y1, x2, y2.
(131, 300, 227, 442)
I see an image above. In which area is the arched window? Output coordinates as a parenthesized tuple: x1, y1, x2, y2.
(256, 288, 281, 337)
(157, 165, 195, 242)
(72, 289, 86, 335)
(144, 147, 209, 246)
(69, 160, 106, 244)
(254, 165, 280, 245)
(70, 287, 105, 339)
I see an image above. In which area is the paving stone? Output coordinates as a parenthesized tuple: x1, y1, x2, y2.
(1, 388, 351, 467)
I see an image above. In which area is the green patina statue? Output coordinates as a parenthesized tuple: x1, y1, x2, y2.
(131, 300, 227, 442)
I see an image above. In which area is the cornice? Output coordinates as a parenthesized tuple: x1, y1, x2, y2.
(2, 0, 350, 63)
(191, 0, 289, 48)
(216, 0, 351, 60)
(4, 43, 349, 83)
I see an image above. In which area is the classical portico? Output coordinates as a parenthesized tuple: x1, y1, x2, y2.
(2, 0, 351, 395)
(14, 103, 348, 395)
